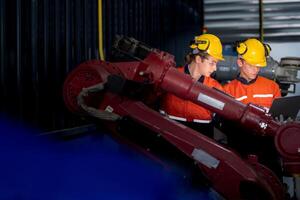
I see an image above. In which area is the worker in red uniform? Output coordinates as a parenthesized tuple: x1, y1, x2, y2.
(224, 38, 281, 110)
(160, 33, 224, 137)
(222, 38, 282, 177)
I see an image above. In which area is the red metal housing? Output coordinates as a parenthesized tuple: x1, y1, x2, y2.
(63, 50, 300, 200)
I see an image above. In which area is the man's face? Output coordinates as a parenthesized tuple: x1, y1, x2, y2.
(197, 55, 218, 77)
(237, 58, 260, 81)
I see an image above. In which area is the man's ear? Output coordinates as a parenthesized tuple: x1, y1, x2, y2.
(237, 58, 243, 68)
(195, 55, 203, 64)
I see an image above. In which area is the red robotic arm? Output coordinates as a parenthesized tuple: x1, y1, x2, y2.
(63, 38, 300, 199)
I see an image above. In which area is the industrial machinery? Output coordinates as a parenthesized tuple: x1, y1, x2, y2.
(63, 36, 300, 200)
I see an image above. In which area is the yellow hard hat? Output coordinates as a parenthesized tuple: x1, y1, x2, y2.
(236, 38, 271, 67)
(190, 34, 224, 61)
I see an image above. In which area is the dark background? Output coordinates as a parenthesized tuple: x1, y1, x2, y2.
(0, 0, 203, 131)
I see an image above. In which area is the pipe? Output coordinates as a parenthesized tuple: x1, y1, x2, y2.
(98, 0, 105, 60)
(259, 0, 264, 42)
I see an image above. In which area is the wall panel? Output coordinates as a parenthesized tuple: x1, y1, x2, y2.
(0, 0, 202, 131)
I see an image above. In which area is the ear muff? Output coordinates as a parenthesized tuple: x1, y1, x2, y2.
(236, 42, 247, 55)
(196, 39, 210, 51)
(236, 39, 271, 57)
(264, 43, 271, 57)
(189, 43, 198, 49)
(189, 39, 197, 49)
(189, 38, 210, 51)
(189, 34, 224, 60)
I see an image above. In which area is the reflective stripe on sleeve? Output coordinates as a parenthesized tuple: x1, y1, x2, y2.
(253, 94, 274, 98)
(159, 110, 166, 115)
(236, 96, 248, 101)
(193, 119, 211, 123)
(168, 115, 187, 122)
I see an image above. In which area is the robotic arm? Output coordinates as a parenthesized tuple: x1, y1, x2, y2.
(63, 36, 300, 199)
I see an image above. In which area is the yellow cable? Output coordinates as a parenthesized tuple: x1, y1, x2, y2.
(98, 0, 105, 60)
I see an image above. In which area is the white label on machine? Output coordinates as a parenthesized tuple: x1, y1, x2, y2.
(197, 93, 225, 110)
(105, 106, 114, 113)
(191, 148, 220, 169)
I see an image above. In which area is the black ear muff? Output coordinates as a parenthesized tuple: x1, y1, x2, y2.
(264, 43, 271, 56)
(236, 41, 247, 55)
(197, 39, 210, 51)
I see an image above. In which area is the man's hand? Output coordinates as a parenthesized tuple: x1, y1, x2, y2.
(274, 114, 294, 124)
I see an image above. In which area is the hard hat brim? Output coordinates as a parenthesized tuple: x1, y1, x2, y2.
(211, 54, 225, 61)
(248, 60, 267, 67)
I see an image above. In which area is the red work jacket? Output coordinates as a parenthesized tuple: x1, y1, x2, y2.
(160, 66, 224, 123)
(224, 76, 281, 109)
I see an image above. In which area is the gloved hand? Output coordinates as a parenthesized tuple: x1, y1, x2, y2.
(274, 114, 294, 124)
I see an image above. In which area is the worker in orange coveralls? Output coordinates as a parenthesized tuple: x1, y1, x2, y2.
(160, 33, 224, 137)
(222, 38, 282, 178)
(224, 38, 281, 110)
